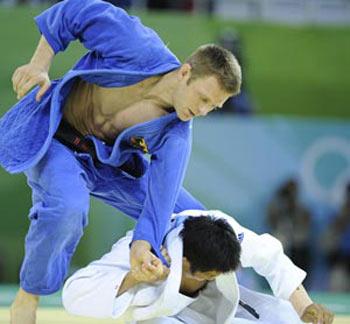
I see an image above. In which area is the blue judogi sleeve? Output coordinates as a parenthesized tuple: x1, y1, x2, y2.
(35, 0, 166, 60)
(174, 187, 206, 213)
(132, 135, 191, 257)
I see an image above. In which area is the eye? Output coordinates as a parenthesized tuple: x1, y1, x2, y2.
(201, 97, 209, 103)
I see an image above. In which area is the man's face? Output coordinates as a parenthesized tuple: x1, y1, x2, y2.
(173, 65, 231, 121)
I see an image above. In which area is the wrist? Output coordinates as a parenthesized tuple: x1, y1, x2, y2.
(117, 271, 140, 297)
(131, 240, 152, 250)
(29, 59, 51, 72)
(125, 271, 139, 283)
(289, 285, 313, 317)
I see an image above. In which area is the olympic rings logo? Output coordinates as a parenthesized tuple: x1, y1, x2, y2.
(301, 137, 350, 207)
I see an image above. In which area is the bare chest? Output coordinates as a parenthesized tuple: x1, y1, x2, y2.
(95, 85, 169, 137)
(64, 77, 170, 141)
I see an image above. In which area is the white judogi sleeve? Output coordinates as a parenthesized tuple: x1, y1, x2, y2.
(62, 227, 193, 322)
(62, 232, 136, 319)
(177, 210, 306, 300)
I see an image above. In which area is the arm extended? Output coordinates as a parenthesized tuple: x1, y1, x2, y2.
(289, 285, 334, 324)
(132, 135, 191, 258)
(129, 133, 192, 282)
(209, 210, 334, 323)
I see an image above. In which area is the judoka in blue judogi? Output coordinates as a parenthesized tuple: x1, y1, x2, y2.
(1, 1, 242, 322)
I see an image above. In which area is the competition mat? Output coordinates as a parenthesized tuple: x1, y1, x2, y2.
(1, 285, 349, 323)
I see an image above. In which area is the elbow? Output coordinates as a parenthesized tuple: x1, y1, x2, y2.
(248, 233, 285, 268)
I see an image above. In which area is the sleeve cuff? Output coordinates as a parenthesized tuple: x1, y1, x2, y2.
(131, 234, 169, 266)
(276, 264, 307, 300)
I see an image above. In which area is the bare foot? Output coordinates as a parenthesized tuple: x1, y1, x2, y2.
(10, 288, 39, 324)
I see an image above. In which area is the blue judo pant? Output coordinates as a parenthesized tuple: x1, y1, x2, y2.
(21, 139, 199, 295)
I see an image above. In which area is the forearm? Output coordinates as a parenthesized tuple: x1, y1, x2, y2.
(289, 284, 313, 317)
(238, 229, 306, 299)
(133, 136, 190, 256)
(174, 187, 206, 213)
(30, 35, 54, 72)
(116, 272, 139, 297)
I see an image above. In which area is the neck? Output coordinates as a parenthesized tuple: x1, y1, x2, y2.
(146, 69, 179, 109)
(180, 275, 208, 297)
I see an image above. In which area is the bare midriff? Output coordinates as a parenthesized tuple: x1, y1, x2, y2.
(63, 76, 171, 143)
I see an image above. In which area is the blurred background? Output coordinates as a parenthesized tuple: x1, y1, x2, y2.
(0, 0, 350, 318)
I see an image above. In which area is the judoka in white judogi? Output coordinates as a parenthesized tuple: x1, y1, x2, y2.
(62, 210, 317, 323)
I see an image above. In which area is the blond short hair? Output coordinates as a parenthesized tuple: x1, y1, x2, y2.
(186, 44, 242, 95)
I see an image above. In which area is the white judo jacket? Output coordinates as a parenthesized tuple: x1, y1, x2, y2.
(62, 210, 306, 323)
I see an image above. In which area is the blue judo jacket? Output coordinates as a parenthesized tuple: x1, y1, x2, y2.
(0, 0, 201, 259)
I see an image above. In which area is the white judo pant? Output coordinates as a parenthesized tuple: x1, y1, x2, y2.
(139, 286, 302, 324)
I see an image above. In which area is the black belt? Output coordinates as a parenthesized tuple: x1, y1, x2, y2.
(54, 119, 98, 162)
(54, 119, 145, 178)
(239, 300, 260, 319)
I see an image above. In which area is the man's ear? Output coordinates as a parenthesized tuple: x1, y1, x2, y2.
(182, 257, 191, 271)
(178, 63, 192, 81)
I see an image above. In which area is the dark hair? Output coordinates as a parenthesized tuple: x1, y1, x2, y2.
(180, 216, 241, 273)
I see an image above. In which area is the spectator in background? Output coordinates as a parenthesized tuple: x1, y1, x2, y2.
(215, 29, 257, 115)
(146, 0, 171, 10)
(322, 183, 350, 292)
(104, 0, 132, 10)
(267, 179, 312, 287)
(146, 0, 193, 11)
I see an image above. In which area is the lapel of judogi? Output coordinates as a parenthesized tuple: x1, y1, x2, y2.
(215, 272, 239, 323)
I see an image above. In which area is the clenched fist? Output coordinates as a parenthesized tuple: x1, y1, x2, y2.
(301, 303, 334, 324)
(130, 240, 169, 283)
